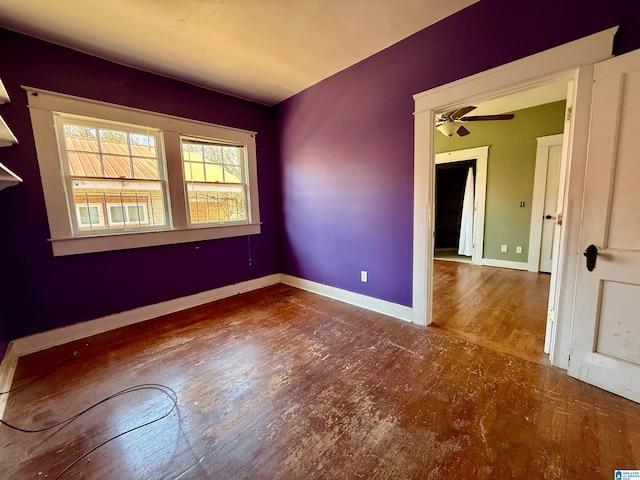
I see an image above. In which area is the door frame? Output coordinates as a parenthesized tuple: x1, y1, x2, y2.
(435, 146, 488, 266)
(411, 27, 617, 368)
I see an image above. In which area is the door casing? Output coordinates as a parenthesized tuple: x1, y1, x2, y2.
(412, 27, 617, 369)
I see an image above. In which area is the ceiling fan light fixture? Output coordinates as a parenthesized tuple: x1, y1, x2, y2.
(436, 122, 460, 137)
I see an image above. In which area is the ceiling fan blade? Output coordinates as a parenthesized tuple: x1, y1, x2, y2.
(457, 125, 471, 137)
(450, 106, 477, 119)
(459, 114, 515, 122)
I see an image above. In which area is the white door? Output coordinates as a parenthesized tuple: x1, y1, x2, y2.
(568, 48, 640, 403)
(539, 144, 562, 273)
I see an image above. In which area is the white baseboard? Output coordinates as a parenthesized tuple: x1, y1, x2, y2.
(280, 274, 414, 323)
(9, 274, 281, 358)
(481, 258, 528, 270)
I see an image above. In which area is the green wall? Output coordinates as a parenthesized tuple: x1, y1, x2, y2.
(435, 101, 566, 262)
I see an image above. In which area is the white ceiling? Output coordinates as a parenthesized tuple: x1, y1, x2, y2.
(0, 0, 479, 106)
(471, 80, 569, 116)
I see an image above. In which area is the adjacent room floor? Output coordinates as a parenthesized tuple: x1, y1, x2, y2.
(432, 260, 550, 365)
(433, 249, 472, 264)
(1, 283, 638, 479)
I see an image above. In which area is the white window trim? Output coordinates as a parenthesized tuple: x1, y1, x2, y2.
(25, 87, 261, 256)
(180, 136, 249, 227)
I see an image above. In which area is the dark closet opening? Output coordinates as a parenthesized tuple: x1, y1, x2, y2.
(435, 159, 476, 251)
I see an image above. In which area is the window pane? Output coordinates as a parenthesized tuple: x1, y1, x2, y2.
(223, 146, 240, 165)
(189, 162, 205, 182)
(129, 134, 157, 158)
(71, 178, 167, 231)
(222, 147, 242, 183)
(88, 206, 101, 224)
(204, 163, 226, 183)
(132, 158, 160, 180)
(186, 184, 246, 224)
(64, 125, 99, 152)
(78, 206, 90, 224)
(109, 205, 125, 223)
(183, 161, 193, 182)
(223, 165, 242, 183)
(103, 155, 133, 178)
(182, 144, 203, 162)
(99, 129, 129, 155)
(76, 204, 104, 229)
(127, 204, 147, 223)
(78, 207, 91, 225)
(203, 145, 222, 164)
(66, 152, 102, 177)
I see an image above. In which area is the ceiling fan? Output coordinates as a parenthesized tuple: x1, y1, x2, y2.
(436, 106, 515, 137)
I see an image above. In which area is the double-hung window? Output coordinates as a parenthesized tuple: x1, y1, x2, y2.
(181, 137, 247, 225)
(56, 114, 168, 234)
(27, 87, 260, 256)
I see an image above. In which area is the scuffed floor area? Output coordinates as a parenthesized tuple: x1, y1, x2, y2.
(1, 284, 638, 479)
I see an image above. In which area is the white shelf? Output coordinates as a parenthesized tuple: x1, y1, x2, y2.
(0, 115, 18, 147)
(0, 162, 22, 191)
(0, 79, 19, 190)
(0, 79, 9, 104)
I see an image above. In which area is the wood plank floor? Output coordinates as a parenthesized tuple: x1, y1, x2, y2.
(2, 284, 639, 479)
(432, 260, 550, 365)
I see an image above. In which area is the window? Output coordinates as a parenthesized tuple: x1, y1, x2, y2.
(26, 87, 260, 256)
(106, 203, 150, 226)
(181, 137, 247, 225)
(56, 114, 167, 234)
(76, 203, 104, 228)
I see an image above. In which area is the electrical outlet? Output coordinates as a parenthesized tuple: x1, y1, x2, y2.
(501, 245, 508, 253)
(360, 271, 368, 283)
(516, 246, 523, 254)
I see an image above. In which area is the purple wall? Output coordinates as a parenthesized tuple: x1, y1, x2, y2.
(3, 0, 640, 359)
(278, 0, 640, 307)
(0, 28, 281, 354)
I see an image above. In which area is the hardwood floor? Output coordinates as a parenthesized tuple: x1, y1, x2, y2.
(1, 284, 639, 479)
(432, 260, 550, 365)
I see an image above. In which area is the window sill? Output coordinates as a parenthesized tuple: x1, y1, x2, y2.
(49, 222, 261, 256)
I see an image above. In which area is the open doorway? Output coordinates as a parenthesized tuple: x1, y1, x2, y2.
(411, 27, 618, 371)
(430, 83, 568, 364)
(433, 146, 488, 266)
(434, 159, 476, 263)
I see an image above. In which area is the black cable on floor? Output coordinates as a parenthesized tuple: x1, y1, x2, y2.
(0, 350, 78, 396)
(0, 352, 179, 479)
(52, 383, 178, 480)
